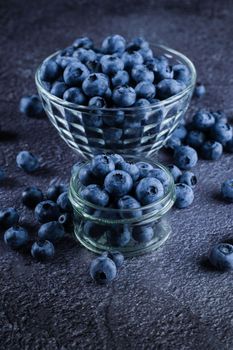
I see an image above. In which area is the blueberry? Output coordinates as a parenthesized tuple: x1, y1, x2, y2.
(134, 98, 151, 121)
(47, 183, 68, 201)
(225, 138, 233, 153)
(173, 64, 190, 84)
(136, 177, 164, 205)
(40, 59, 61, 82)
(117, 161, 140, 181)
(83, 111, 103, 128)
(211, 110, 228, 123)
(192, 110, 215, 130)
(57, 46, 75, 59)
(50, 82, 67, 98)
(31, 240, 55, 260)
(117, 195, 142, 218)
(83, 220, 106, 240)
(80, 184, 109, 207)
(179, 171, 197, 188)
(63, 87, 87, 105)
(172, 125, 187, 140)
(88, 96, 106, 108)
(185, 130, 205, 149)
(175, 183, 194, 209)
(111, 70, 129, 87)
(16, 151, 39, 173)
(38, 221, 65, 242)
(0, 167, 6, 182)
(147, 168, 170, 190)
(22, 186, 44, 208)
(136, 161, 153, 178)
(104, 170, 133, 196)
(154, 64, 173, 83)
(72, 37, 93, 49)
(73, 48, 97, 64)
(209, 243, 233, 270)
(131, 64, 154, 83)
(138, 48, 153, 61)
(107, 224, 131, 247)
(110, 154, 124, 166)
(132, 225, 153, 243)
(58, 212, 73, 230)
(165, 136, 181, 150)
(90, 256, 117, 284)
(4, 226, 29, 249)
(78, 163, 96, 186)
(19, 95, 44, 118)
(57, 192, 72, 212)
(129, 37, 149, 50)
(101, 35, 126, 54)
(112, 86, 136, 107)
(91, 155, 115, 178)
(201, 140, 223, 160)
(103, 251, 124, 268)
(211, 122, 233, 145)
(167, 165, 182, 182)
(0, 208, 19, 229)
(221, 179, 233, 202)
(122, 51, 143, 70)
(82, 73, 109, 97)
(35, 200, 60, 223)
(56, 56, 77, 69)
(135, 81, 156, 100)
(174, 146, 198, 170)
(194, 83, 206, 98)
(100, 55, 124, 75)
(157, 79, 184, 100)
(63, 62, 89, 86)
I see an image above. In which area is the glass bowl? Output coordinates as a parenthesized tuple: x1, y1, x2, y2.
(68, 159, 175, 257)
(35, 45, 196, 159)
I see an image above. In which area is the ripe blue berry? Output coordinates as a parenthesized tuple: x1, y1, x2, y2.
(82, 73, 109, 97)
(165, 136, 181, 150)
(154, 64, 173, 83)
(58, 212, 73, 230)
(19, 95, 44, 118)
(175, 183, 194, 209)
(192, 110, 215, 130)
(16, 151, 39, 173)
(136, 161, 153, 178)
(104, 170, 133, 196)
(129, 37, 149, 50)
(135, 81, 156, 100)
(46, 183, 68, 201)
(0, 208, 19, 229)
(211, 110, 227, 123)
(101, 35, 126, 54)
(80, 184, 109, 207)
(31, 240, 55, 260)
(221, 179, 233, 202)
(73, 48, 97, 64)
(63, 62, 89, 86)
(57, 192, 72, 212)
(4, 226, 29, 249)
(194, 83, 206, 98)
(88, 96, 106, 108)
(174, 146, 198, 170)
(117, 195, 142, 218)
(90, 256, 117, 284)
(22, 186, 44, 208)
(147, 168, 170, 190)
(107, 224, 131, 247)
(173, 64, 190, 84)
(91, 155, 115, 178)
(73, 37, 93, 49)
(50, 82, 67, 98)
(209, 243, 233, 270)
(117, 161, 140, 181)
(186, 130, 205, 149)
(78, 163, 95, 186)
(100, 55, 124, 75)
(122, 51, 143, 70)
(167, 165, 182, 182)
(211, 122, 233, 145)
(131, 64, 154, 83)
(40, 59, 61, 82)
(157, 79, 184, 99)
(136, 177, 164, 205)
(103, 251, 124, 268)
(132, 225, 154, 243)
(112, 86, 136, 107)
(201, 141, 223, 160)
(63, 87, 87, 105)
(35, 200, 60, 223)
(110, 154, 124, 166)
(179, 171, 197, 188)
(172, 125, 187, 141)
(111, 70, 129, 87)
(38, 221, 65, 242)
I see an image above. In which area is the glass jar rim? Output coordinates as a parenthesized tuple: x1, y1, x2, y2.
(35, 44, 196, 113)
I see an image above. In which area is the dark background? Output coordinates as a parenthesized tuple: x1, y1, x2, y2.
(1, 0, 233, 349)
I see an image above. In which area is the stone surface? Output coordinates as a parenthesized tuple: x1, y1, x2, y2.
(1, 0, 233, 349)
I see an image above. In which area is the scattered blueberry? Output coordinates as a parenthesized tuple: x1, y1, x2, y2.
(34, 200, 60, 223)
(175, 183, 194, 209)
(103, 251, 124, 268)
(192, 110, 215, 131)
(57, 192, 72, 212)
(211, 122, 233, 145)
(167, 165, 182, 182)
(194, 83, 206, 98)
(4, 226, 29, 249)
(209, 243, 233, 270)
(16, 151, 39, 173)
(31, 240, 55, 260)
(186, 130, 205, 149)
(47, 183, 68, 201)
(201, 140, 223, 160)
(22, 186, 44, 208)
(90, 256, 117, 284)
(172, 125, 187, 141)
(38, 221, 65, 242)
(19, 95, 44, 118)
(221, 179, 233, 202)
(179, 171, 197, 188)
(0, 208, 19, 229)
(174, 146, 198, 170)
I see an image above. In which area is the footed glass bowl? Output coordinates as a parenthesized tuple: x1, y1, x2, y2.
(68, 159, 175, 256)
(35, 45, 196, 159)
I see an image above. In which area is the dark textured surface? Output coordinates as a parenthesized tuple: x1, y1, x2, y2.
(1, 1, 233, 349)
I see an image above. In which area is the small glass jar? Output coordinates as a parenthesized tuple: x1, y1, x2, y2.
(69, 159, 175, 256)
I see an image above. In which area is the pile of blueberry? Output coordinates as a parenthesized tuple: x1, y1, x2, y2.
(39, 35, 190, 108)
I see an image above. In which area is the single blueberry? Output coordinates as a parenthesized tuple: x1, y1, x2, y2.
(72, 37, 93, 49)
(38, 221, 65, 242)
(58, 212, 73, 230)
(134, 98, 151, 121)
(211, 122, 233, 145)
(63, 62, 89, 86)
(111, 70, 129, 87)
(117, 195, 142, 219)
(16, 151, 39, 173)
(135, 177, 164, 205)
(103, 251, 124, 268)
(78, 163, 96, 186)
(165, 136, 181, 151)
(82, 73, 109, 97)
(101, 35, 126, 54)
(194, 83, 206, 98)
(128, 37, 149, 50)
(117, 161, 140, 181)
(221, 179, 233, 202)
(135, 81, 156, 100)
(57, 192, 72, 212)
(138, 48, 153, 61)
(110, 154, 124, 166)
(131, 64, 154, 83)
(112, 86, 136, 107)
(80, 184, 109, 207)
(100, 55, 124, 75)
(63, 87, 87, 105)
(56, 56, 77, 69)
(88, 96, 106, 108)
(73, 48, 97, 64)
(185, 130, 205, 149)
(201, 140, 223, 160)
(175, 183, 194, 209)
(40, 59, 61, 82)
(147, 168, 170, 190)
(209, 243, 233, 270)
(154, 64, 173, 83)
(132, 225, 154, 243)
(173, 64, 190, 84)
(31, 240, 55, 260)
(192, 110, 215, 131)
(211, 110, 228, 124)
(47, 183, 68, 201)
(34, 200, 60, 223)
(104, 170, 133, 196)
(50, 82, 68, 98)
(174, 146, 198, 170)
(167, 164, 182, 182)
(22, 186, 44, 208)
(4, 226, 29, 249)
(179, 171, 197, 188)
(106, 224, 131, 247)
(157, 79, 184, 100)
(0, 208, 19, 229)
(91, 155, 115, 178)
(19, 95, 44, 118)
(136, 161, 153, 178)
(172, 125, 187, 140)
(90, 256, 117, 284)
(122, 51, 143, 70)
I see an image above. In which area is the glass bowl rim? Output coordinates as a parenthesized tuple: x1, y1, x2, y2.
(35, 44, 196, 113)
(69, 158, 175, 215)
